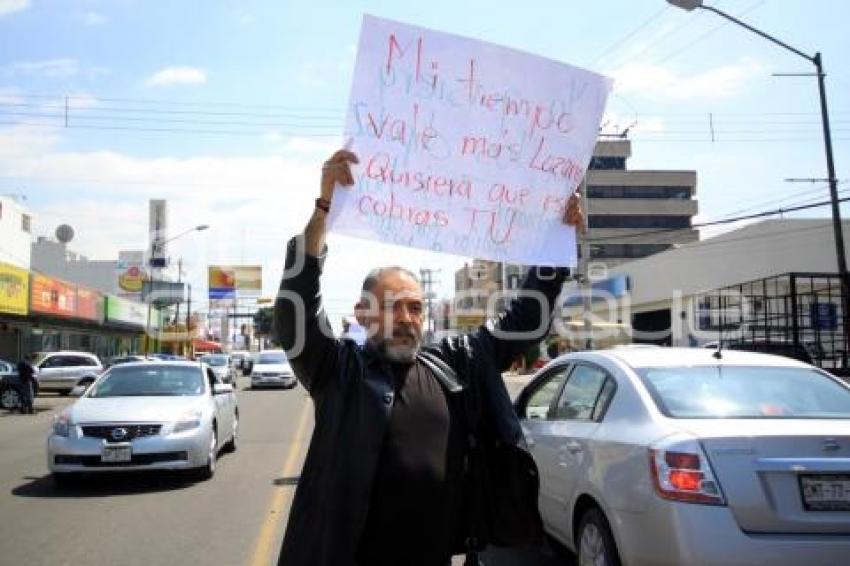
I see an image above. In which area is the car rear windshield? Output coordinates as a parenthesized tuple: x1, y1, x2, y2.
(636, 366, 850, 419)
(89, 366, 203, 397)
(258, 353, 286, 364)
(201, 355, 228, 367)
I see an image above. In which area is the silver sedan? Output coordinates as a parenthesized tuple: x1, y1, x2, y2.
(516, 347, 850, 566)
(47, 361, 238, 485)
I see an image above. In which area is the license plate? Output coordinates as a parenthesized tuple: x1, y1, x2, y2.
(800, 474, 850, 511)
(101, 445, 132, 463)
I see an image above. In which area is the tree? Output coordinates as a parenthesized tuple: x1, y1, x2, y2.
(254, 307, 275, 344)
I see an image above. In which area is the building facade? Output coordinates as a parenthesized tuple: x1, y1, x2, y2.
(0, 195, 33, 269)
(584, 140, 698, 269)
(572, 219, 849, 374)
(31, 237, 123, 295)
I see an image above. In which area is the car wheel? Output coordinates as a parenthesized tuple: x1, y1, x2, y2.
(0, 386, 21, 410)
(194, 428, 217, 481)
(577, 508, 621, 566)
(224, 415, 238, 453)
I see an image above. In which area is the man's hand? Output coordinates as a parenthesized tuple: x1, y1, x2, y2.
(320, 149, 359, 201)
(302, 148, 359, 257)
(563, 192, 585, 234)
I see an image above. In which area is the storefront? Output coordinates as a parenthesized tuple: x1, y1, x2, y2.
(0, 261, 29, 361)
(19, 274, 147, 362)
(103, 295, 147, 356)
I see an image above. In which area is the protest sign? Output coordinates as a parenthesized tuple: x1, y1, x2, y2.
(328, 15, 611, 266)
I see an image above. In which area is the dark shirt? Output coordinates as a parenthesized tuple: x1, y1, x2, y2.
(16, 361, 35, 383)
(356, 360, 466, 566)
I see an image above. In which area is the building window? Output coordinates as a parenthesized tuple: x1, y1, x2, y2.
(21, 214, 31, 233)
(589, 215, 691, 230)
(587, 185, 692, 199)
(588, 156, 626, 171)
(590, 243, 672, 259)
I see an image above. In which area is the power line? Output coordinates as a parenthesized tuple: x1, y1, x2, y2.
(13, 92, 345, 113)
(589, 195, 850, 243)
(649, 0, 766, 67)
(589, 5, 670, 67)
(0, 120, 340, 138)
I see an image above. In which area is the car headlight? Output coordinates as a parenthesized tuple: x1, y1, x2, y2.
(173, 409, 202, 433)
(52, 413, 72, 437)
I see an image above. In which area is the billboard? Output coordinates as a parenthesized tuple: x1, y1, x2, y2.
(209, 265, 262, 299)
(116, 250, 147, 298)
(149, 199, 168, 265)
(76, 287, 103, 322)
(31, 274, 76, 317)
(105, 295, 147, 327)
(0, 262, 29, 316)
(141, 280, 185, 306)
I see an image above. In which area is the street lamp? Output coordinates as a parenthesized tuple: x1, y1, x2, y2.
(144, 224, 210, 355)
(666, 0, 849, 362)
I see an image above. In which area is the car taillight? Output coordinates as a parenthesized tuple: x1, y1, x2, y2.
(649, 439, 725, 505)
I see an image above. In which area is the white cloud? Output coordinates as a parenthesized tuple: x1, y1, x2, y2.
(9, 58, 79, 78)
(0, 124, 465, 310)
(0, 122, 61, 156)
(266, 134, 340, 156)
(0, 86, 24, 105)
(0, 0, 28, 17)
(66, 92, 99, 109)
(81, 11, 108, 26)
(611, 57, 765, 101)
(144, 66, 207, 87)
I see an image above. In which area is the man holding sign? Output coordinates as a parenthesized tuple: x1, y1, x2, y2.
(275, 149, 582, 566)
(275, 15, 608, 566)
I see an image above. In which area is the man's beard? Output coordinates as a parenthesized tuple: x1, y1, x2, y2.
(369, 325, 422, 364)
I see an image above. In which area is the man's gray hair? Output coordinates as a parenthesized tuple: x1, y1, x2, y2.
(360, 266, 421, 303)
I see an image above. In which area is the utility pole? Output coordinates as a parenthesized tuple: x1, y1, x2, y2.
(175, 258, 183, 323)
(579, 178, 594, 350)
(186, 283, 192, 358)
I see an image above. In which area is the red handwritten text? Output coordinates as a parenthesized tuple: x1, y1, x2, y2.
(366, 153, 472, 200)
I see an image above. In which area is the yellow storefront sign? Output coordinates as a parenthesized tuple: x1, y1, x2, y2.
(0, 262, 29, 316)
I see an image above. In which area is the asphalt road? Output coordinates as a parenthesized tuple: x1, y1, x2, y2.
(0, 375, 572, 566)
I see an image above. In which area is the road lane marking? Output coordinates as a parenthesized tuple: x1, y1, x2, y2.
(248, 400, 312, 566)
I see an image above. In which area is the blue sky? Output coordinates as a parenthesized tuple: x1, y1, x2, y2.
(1, 0, 849, 321)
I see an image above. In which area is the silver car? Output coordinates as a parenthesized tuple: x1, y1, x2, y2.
(516, 347, 850, 566)
(32, 351, 102, 394)
(250, 350, 296, 389)
(48, 361, 238, 485)
(200, 353, 235, 384)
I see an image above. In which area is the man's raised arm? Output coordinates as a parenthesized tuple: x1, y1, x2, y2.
(474, 193, 583, 372)
(273, 150, 358, 396)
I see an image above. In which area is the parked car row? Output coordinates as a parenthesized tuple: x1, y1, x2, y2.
(2, 349, 299, 411)
(517, 347, 850, 565)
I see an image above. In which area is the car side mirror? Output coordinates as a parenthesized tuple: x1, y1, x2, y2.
(213, 383, 234, 395)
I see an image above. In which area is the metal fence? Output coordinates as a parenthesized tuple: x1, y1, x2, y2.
(695, 272, 847, 376)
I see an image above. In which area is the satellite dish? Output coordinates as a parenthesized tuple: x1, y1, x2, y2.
(55, 224, 75, 243)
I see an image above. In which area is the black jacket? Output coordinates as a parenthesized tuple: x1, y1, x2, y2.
(274, 236, 568, 566)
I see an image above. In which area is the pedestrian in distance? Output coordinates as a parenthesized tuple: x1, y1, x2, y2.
(16, 358, 36, 415)
(274, 149, 584, 566)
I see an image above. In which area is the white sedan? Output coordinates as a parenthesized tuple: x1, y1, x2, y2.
(48, 361, 238, 485)
(516, 347, 850, 566)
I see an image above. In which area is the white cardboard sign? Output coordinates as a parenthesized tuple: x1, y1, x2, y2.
(328, 15, 611, 267)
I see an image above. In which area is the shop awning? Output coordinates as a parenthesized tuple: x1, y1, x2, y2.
(192, 338, 222, 352)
